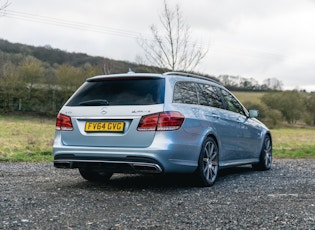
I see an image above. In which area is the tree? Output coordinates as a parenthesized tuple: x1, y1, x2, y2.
(17, 56, 45, 111)
(0, 0, 10, 16)
(0, 61, 23, 112)
(18, 56, 44, 93)
(263, 78, 283, 90)
(138, 0, 208, 72)
(261, 91, 303, 124)
(304, 93, 315, 125)
(56, 64, 84, 91)
(82, 62, 101, 78)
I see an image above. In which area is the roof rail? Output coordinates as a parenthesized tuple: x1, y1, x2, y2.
(163, 72, 221, 85)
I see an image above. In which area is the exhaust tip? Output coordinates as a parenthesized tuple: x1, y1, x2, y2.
(54, 161, 72, 169)
(132, 163, 162, 173)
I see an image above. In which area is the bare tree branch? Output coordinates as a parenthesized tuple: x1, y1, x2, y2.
(137, 0, 208, 72)
(0, 0, 10, 16)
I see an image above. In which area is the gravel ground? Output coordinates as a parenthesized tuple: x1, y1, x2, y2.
(0, 159, 314, 230)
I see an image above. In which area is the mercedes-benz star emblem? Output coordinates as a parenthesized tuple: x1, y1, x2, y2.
(101, 107, 107, 115)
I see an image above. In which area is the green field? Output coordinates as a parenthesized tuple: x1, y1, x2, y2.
(1, 114, 315, 162)
(0, 115, 55, 162)
(272, 128, 315, 158)
(233, 91, 265, 105)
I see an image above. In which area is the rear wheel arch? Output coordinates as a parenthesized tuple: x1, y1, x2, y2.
(207, 134, 219, 148)
(195, 132, 220, 160)
(204, 133, 220, 159)
(198, 129, 219, 149)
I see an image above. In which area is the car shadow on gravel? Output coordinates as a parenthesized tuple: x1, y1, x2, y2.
(60, 165, 256, 191)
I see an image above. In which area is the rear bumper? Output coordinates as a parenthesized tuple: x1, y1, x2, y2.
(53, 144, 199, 174)
(54, 155, 163, 174)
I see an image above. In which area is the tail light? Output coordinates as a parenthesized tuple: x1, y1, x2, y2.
(137, 111, 184, 131)
(56, 113, 73, 131)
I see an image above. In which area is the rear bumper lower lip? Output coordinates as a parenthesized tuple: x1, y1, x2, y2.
(53, 159, 163, 174)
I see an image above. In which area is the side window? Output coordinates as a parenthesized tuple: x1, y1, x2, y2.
(196, 85, 208, 106)
(220, 89, 246, 115)
(173, 82, 198, 104)
(198, 84, 225, 109)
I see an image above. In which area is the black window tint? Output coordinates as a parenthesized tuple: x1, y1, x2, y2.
(66, 78, 165, 106)
(198, 84, 224, 109)
(173, 82, 198, 104)
(196, 84, 208, 106)
(220, 89, 245, 115)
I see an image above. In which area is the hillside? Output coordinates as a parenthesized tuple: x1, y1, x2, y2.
(0, 39, 162, 74)
(1, 38, 280, 89)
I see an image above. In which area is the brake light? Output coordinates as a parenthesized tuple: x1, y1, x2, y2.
(157, 112, 185, 131)
(137, 111, 184, 131)
(56, 113, 73, 131)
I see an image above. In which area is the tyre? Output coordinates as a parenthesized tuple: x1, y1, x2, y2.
(79, 168, 113, 182)
(253, 135, 272, 171)
(195, 137, 219, 187)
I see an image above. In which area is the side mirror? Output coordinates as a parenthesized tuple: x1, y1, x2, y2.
(248, 109, 259, 118)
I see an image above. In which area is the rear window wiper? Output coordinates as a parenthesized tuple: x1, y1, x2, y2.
(79, 99, 109, 106)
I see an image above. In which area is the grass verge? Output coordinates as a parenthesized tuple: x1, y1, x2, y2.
(0, 115, 55, 162)
(272, 128, 315, 158)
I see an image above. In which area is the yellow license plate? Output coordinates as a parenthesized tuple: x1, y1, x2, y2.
(85, 121, 124, 132)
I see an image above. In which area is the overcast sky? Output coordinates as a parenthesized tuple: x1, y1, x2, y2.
(1, 0, 315, 91)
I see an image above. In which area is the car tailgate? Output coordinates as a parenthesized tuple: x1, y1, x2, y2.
(58, 105, 163, 148)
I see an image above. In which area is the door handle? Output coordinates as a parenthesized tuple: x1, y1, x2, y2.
(211, 113, 220, 119)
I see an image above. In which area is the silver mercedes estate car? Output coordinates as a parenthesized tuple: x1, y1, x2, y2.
(53, 72, 272, 187)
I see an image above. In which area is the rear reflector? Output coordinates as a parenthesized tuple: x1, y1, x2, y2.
(137, 111, 184, 131)
(56, 113, 73, 131)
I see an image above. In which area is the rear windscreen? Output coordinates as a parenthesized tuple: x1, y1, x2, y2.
(66, 78, 165, 106)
